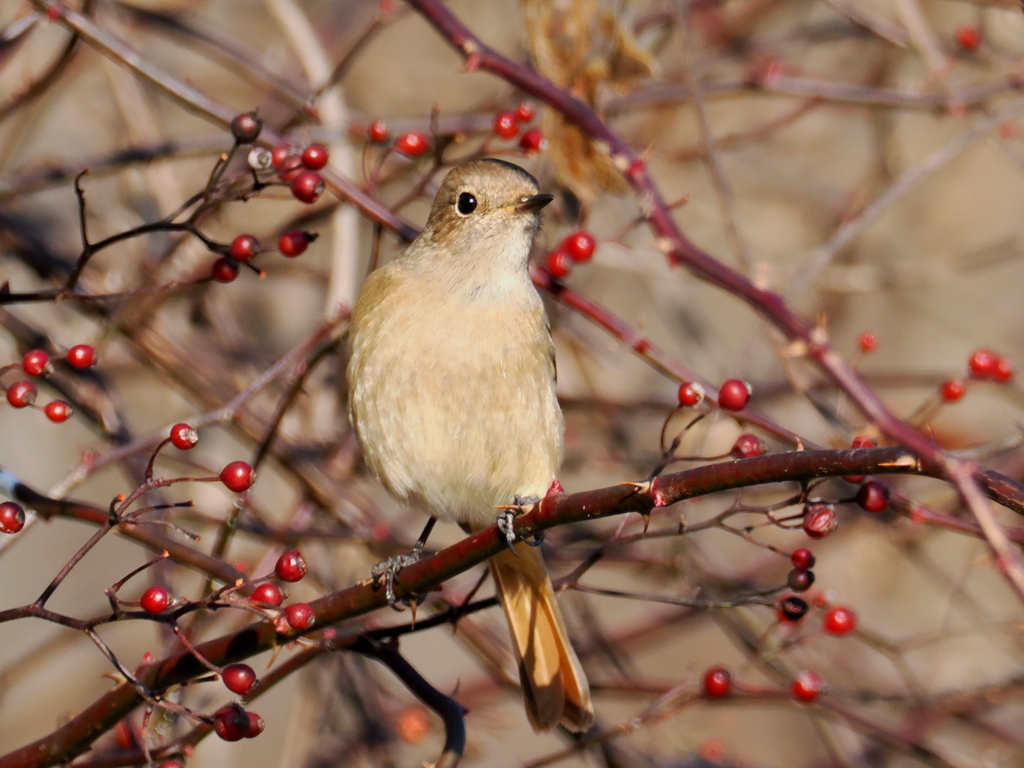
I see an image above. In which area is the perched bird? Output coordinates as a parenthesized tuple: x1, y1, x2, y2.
(347, 158, 593, 732)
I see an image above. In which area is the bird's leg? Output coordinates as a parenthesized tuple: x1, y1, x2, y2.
(371, 517, 436, 609)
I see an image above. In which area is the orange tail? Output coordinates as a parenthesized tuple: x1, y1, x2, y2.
(489, 543, 593, 732)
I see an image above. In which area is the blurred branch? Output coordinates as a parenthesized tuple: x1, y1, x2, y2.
(352, 636, 467, 768)
(0, 1, 92, 125)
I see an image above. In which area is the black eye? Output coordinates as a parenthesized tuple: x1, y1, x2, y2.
(456, 192, 477, 215)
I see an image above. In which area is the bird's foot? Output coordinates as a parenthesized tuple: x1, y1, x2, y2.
(370, 544, 423, 610)
(495, 495, 544, 554)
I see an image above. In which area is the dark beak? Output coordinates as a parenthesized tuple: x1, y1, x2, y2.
(515, 193, 554, 213)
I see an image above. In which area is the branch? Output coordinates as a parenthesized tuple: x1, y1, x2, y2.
(3, 475, 243, 586)
(3, 446, 1024, 767)
(353, 637, 467, 768)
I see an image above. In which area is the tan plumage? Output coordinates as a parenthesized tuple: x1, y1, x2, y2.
(347, 158, 593, 732)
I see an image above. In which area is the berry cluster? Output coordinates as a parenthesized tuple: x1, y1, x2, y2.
(270, 142, 328, 203)
(492, 102, 545, 154)
(544, 230, 597, 279)
(0, 345, 96, 423)
(675, 378, 752, 412)
(700, 664, 827, 704)
(367, 102, 546, 160)
(118, 425, 319, 743)
(798, 476, 890, 543)
(211, 229, 318, 284)
(937, 348, 1013, 405)
(209, 113, 326, 284)
(231, 111, 328, 203)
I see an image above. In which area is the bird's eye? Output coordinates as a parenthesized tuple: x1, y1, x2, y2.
(456, 192, 477, 215)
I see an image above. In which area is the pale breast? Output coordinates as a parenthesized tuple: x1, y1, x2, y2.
(348, 262, 562, 526)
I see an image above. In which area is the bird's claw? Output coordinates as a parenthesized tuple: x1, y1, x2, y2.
(495, 495, 543, 554)
(370, 545, 423, 610)
(497, 508, 518, 553)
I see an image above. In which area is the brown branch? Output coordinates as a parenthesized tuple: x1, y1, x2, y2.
(8, 480, 243, 586)
(3, 446, 1023, 767)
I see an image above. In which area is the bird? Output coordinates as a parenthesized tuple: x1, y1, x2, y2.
(347, 157, 593, 733)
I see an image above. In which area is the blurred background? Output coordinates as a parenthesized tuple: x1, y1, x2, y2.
(3, 0, 1024, 766)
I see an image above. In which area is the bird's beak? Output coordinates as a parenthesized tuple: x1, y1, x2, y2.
(515, 193, 554, 214)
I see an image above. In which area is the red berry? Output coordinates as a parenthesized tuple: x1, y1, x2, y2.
(395, 130, 429, 157)
(22, 349, 51, 376)
(276, 154, 304, 183)
(270, 144, 291, 168)
(220, 461, 255, 492)
(731, 433, 765, 459)
(211, 258, 239, 283)
(803, 503, 837, 539)
(66, 344, 95, 369)
(0, 502, 26, 534)
(278, 230, 312, 257)
(275, 550, 308, 582)
(518, 129, 547, 154)
(6, 380, 37, 408)
(515, 102, 536, 122)
(857, 331, 877, 353)
(44, 400, 73, 423)
(777, 595, 809, 622)
(222, 663, 257, 695)
(493, 111, 519, 139)
(140, 586, 170, 613)
(230, 112, 262, 143)
(158, 762, 184, 768)
(855, 481, 889, 513)
(791, 548, 816, 570)
(368, 120, 389, 142)
(994, 357, 1015, 383)
(170, 423, 198, 450)
(787, 568, 815, 592)
(968, 348, 999, 378)
(940, 379, 966, 402)
(823, 606, 857, 635)
(792, 670, 824, 702)
(252, 583, 283, 606)
(677, 381, 705, 407)
(547, 250, 572, 279)
(702, 667, 732, 698)
(291, 171, 324, 204)
(851, 435, 876, 449)
(718, 379, 751, 411)
(301, 143, 329, 170)
(245, 711, 265, 738)
(562, 231, 596, 262)
(213, 703, 250, 742)
(956, 24, 981, 51)
(284, 602, 314, 630)
(229, 234, 260, 262)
